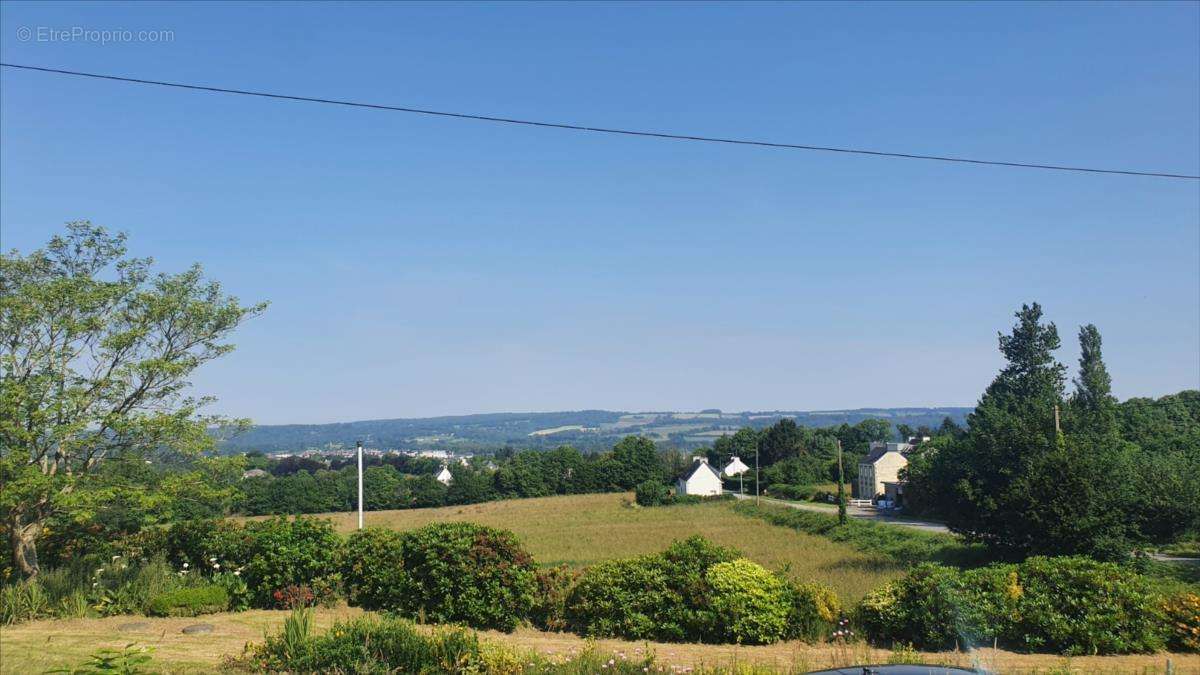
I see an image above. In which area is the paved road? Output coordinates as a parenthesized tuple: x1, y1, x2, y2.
(728, 491, 952, 534)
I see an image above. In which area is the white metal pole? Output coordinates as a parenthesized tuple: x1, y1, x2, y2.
(356, 440, 364, 530)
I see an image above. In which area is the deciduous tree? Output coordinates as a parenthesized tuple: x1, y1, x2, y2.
(0, 222, 264, 576)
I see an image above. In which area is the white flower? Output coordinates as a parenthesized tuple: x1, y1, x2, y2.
(209, 557, 217, 562)
(213, 563, 221, 570)
(233, 570, 240, 576)
(112, 555, 120, 561)
(182, 562, 189, 569)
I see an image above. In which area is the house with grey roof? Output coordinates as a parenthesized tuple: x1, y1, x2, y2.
(857, 441, 913, 500)
(676, 456, 723, 497)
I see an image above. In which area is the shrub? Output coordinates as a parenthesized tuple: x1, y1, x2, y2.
(768, 484, 815, 501)
(785, 581, 841, 641)
(635, 480, 671, 506)
(855, 563, 974, 651)
(342, 528, 407, 611)
(566, 554, 678, 641)
(705, 559, 790, 644)
(240, 517, 343, 608)
(567, 536, 764, 643)
(94, 555, 200, 617)
(393, 522, 538, 632)
(530, 565, 577, 632)
(1163, 592, 1200, 653)
(857, 557, 1170, 655)
(146, 584, 229, 617)
(1000, 556, 1165, 654)
(214, 572, 251, 612)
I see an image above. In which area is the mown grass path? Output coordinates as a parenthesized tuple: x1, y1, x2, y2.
(2, 608, 1196, 674)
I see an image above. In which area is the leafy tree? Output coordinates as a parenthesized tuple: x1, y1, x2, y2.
(758, 419, 804, 465)
(0, 223, 264, 576)
(708, 427, 760, 467)
(408, 474, 447, 508)
(609, 435, 662, 488)
(1067, 324, 1118, 440)
(936, 416, 964, 439)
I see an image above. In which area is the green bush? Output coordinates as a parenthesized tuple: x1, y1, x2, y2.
(530, 565, 577, 632)
(634, 480, 671, 506)
(146, 584, 230, 617)
(341, 527, 407, 612)
(705, 559, 790, 644)
(566, 554, 677, 641)
(1000, 556, 1165, 654)
(391, 522, 538, 632)
(785, 581, 841, 641)
(94, 555, 202, 617)
(857, 557, 1170, 655)
(567, 536, 802, 644)
(240, 517, 343, 608)
(768, 484, 815, 501)
(855, 563, 975, 651)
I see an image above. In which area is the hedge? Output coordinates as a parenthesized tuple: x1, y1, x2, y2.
(145, 585, 229, 617)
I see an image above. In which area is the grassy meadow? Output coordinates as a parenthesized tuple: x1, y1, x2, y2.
(272, 492, 904, 603)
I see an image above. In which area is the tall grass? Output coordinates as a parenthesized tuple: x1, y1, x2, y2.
(0, 580, 50, 625)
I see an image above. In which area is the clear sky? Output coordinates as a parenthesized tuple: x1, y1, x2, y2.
(2, 1, 1198, 424)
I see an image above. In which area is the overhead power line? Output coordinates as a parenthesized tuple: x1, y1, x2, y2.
(2, 62, 1198, 181)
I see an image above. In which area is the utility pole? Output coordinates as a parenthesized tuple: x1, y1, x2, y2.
(836, 439, 847, 526)
(1053, 404, 1061, 434)
(755, 444, 760, 506)
(356, 440, 364, 530)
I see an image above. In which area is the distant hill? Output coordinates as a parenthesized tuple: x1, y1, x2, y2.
(214, 407, 972, 454)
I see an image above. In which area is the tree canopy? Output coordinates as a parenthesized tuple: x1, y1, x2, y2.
(1, 222, 265, 576)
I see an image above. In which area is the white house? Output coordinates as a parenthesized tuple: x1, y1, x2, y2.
(676, 457, 723, 497)
(722, 456, 749, 477)
(436, 466, 453, 485)
(857, 442, 913, 500)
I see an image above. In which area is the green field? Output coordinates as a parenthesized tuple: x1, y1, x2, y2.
(270, 492, 903, 603)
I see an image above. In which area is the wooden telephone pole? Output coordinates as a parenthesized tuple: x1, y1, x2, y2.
(836, 439, 847, 525)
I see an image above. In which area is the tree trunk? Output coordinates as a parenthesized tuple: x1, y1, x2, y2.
(7, 512, 40, 578)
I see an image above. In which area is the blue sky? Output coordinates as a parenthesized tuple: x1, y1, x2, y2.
(2, 2, 1198, 424)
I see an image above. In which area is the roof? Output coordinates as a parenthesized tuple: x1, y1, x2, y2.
(722, 456, 749, 476)
(861, 442, 914, 465)
(680, 458, 722, 483)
